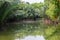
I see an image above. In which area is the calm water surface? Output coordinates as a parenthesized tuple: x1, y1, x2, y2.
(0, 21, 46, 40)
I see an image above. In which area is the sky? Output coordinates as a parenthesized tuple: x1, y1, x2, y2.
(22, 0, 44, 4)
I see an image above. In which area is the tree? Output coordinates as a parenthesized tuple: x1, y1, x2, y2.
(45, 0, 60, 21)
(0, 0, 20, 25)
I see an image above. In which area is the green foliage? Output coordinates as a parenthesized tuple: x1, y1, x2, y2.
(0, 0, 60, 40)
(45, 0, 60, 21)
(13, 2, 44, 20)
(0, 0, 20, 24)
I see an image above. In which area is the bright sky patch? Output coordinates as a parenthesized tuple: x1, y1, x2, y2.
(22, 0, 44, 4)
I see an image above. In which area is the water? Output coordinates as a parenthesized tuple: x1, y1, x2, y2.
(15, 35, 45, 40)
(0, 21, 60, 40)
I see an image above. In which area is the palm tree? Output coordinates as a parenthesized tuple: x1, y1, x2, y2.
(0, 1, 19, 25)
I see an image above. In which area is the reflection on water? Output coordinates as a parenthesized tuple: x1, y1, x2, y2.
(0, 22, 45, 40)
(15, 35, 45, 40)
(0, 21, 60, 40)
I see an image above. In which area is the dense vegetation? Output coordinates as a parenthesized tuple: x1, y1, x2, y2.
(0, 0, 60, 40)
(45, 0, 60, 21)
(0, 0, 44, 24)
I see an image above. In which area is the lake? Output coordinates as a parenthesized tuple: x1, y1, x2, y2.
(0, 20, 60, 40)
